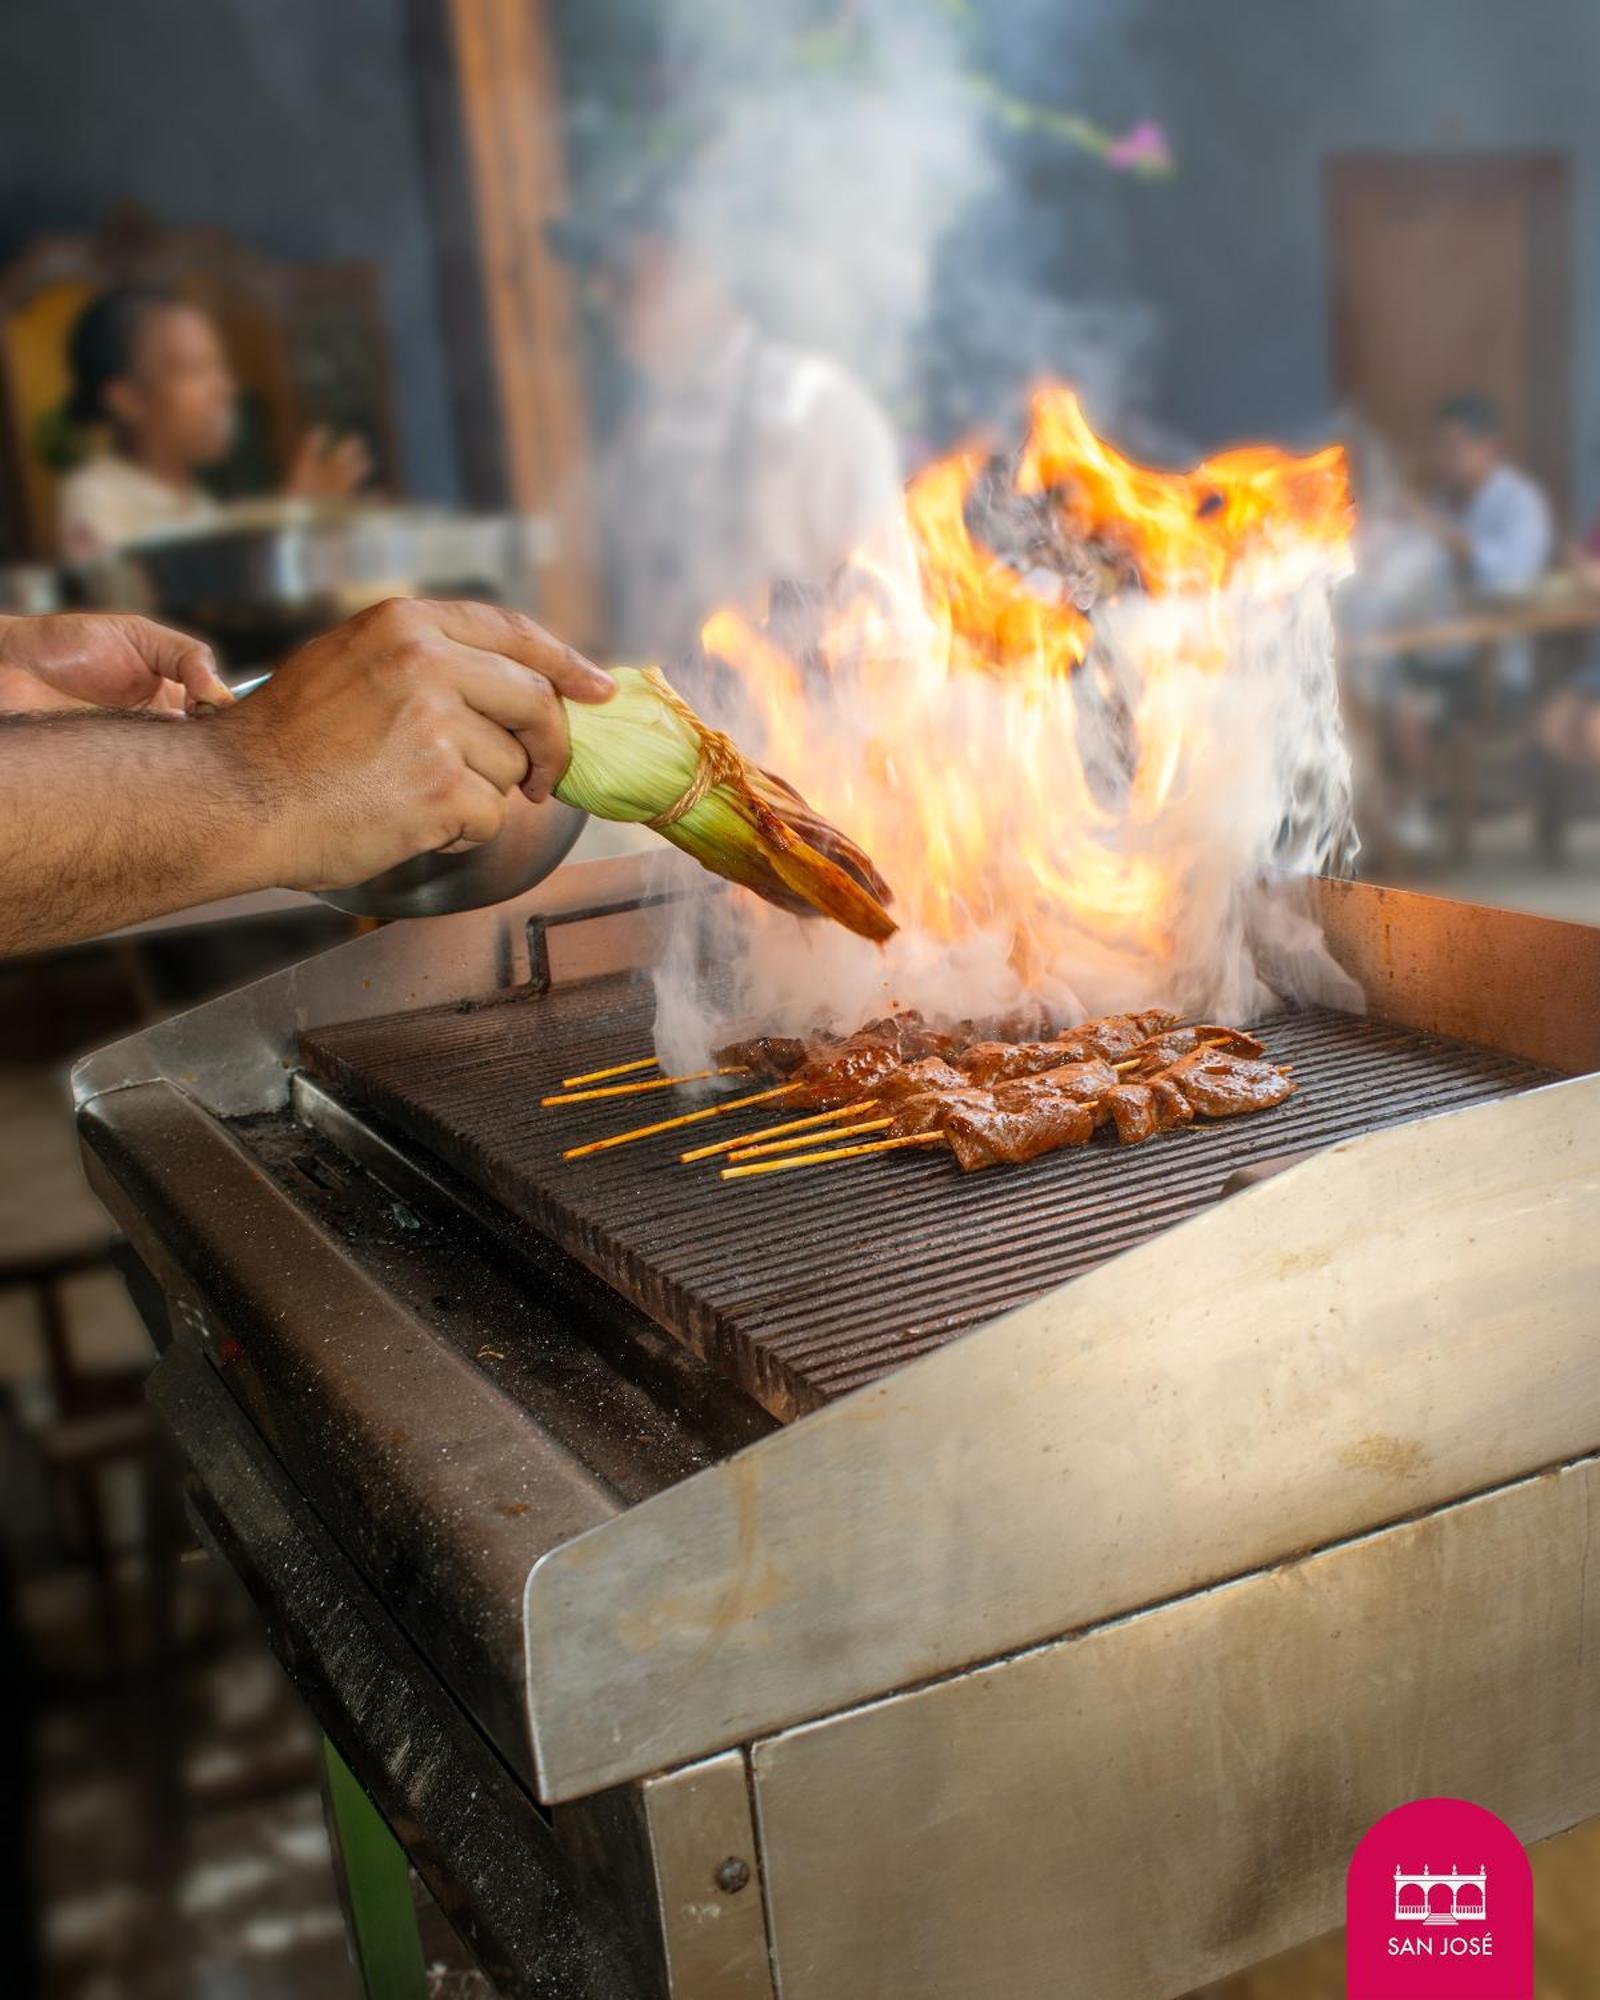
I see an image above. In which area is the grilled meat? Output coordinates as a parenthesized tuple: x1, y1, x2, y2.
(1101, 1076, 1196, 1146)
(1161, 1048, 1295, 1117)
(941, 1095, 1099, 1172)
(872, 1057, 974, 1106)
(718, 1006, 1291, 1164)
(1123, 1023, 1266, 1075)
(959, 1039, 1086, 1086)
(714, 1034, 814, 1077)
(1053, 1009, 1180, 1061)
(993, 1059, 1118, 1108)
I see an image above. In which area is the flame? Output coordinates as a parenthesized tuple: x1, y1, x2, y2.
(695, 383, 1353, 1028)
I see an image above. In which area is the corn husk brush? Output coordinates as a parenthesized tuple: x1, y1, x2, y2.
(557, 666, 895, 943)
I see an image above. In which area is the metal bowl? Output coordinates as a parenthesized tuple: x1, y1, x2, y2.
(316, 788, 589, 920)
(229, 672, 588, 919)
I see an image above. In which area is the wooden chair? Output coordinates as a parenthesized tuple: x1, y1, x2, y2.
(0, 205, 401, 561)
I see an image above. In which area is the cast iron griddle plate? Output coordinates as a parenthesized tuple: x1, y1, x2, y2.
(302, 978, 1555, 1421)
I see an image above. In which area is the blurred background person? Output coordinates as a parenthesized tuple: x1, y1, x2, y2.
(1384, 392, 1554, 848)
(57, 284, 372, 563)
(552, 184, 903, 670)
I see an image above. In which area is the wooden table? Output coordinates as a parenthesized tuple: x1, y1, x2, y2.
(1344, 585, 1600, 663)
(1342, 585, 1600, 860)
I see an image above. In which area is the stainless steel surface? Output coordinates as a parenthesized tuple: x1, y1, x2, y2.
(151, 1339, 636, 2000)
(75, 862, 1600, 1995)
(78, 1076, 626, 1780)
(750, 1452, 1600, 2000)
(71, 852, 686, 1116)
(128, 501, 537, 625)
(642, 1756, 775, 1999)
(318, 787, 590, 919)
(301, 983, 1553, 1420)
(522, 1066, 1600, 1800)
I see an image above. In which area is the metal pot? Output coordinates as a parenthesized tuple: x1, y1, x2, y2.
(230, 673, 588, 919)
(124, 503, 545, 653)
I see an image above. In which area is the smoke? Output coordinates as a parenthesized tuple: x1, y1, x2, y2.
(656, 0, 995, 418)
(651, 513, 1363, 1074)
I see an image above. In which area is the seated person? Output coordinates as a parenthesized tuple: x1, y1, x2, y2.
(1386, 394, 1553, 847)
(57, 284, 370, 561)
(1535, 522, 1600, 797)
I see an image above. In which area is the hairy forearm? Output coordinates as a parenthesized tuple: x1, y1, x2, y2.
(0, 712, 281, 955)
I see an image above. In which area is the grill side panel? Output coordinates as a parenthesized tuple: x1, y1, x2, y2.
(302, 982, 1553, 1421)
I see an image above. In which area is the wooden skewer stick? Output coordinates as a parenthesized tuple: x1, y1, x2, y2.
(727, 1117, 892, 1162)
(543, 1066, 747, 1106)
(560, 1056, 656, 1089)
(563, 1084, 800, 1160)
(721, 1131, 946, 1181)
(679, 1100, 878, 1163)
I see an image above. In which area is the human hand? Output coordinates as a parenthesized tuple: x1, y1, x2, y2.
(213, 597, 613, 891)
(285, 427, 374, 501)
(0, 612, 231, 717)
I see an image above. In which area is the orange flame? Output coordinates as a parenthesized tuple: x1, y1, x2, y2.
(700, 383, 1352, 1020)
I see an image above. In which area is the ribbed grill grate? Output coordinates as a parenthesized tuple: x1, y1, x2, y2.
(303, 979, 1556, 1420)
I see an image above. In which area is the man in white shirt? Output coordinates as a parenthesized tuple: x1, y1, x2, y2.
(1387, 394, 1554, 846)
(1423, 391, 1551, 604)
(553, 191, 903, 669)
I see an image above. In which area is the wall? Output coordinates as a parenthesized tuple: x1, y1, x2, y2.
(0, 0, 461, 505)
(1106, 0, 1600, 514)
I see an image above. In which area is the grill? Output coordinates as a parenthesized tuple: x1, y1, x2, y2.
(72, 861, 1600, 2000)
(303, 979, 1553, 1420)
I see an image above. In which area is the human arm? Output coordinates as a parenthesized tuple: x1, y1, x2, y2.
(285, 427, 374, 501)
(0, 598, 613, 957)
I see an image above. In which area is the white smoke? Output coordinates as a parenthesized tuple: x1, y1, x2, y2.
(652, 534, 1363, 1075)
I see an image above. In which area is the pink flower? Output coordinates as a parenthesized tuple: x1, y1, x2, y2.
(1105, 121, 1173, 174)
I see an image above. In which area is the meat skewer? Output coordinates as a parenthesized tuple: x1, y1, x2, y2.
(560, 1056, 657, 1089)
(679, 1102, 877, 1163)
(555, 1006, 1294, 1173)
(543, 1064, 746, 1106)
(562, 1083, 799, 1159)
(720, 1132, 947, 1181)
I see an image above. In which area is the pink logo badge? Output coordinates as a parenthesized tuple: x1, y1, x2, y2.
(1347, 1798, 1532, 1998)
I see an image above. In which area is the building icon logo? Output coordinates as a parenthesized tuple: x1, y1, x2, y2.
(1393, 1864, 1487, 1926)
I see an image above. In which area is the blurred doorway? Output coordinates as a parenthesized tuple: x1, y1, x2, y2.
(1326, 153, 1573, 514)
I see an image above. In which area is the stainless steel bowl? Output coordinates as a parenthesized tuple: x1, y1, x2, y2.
(230, 673, 588, 919)
(317, 789, 589, 919)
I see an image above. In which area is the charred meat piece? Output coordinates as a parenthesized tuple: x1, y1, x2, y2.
(1102, 1082, 1155, 1145)
(1150, 1075, 1196, 1130)
(959, 1040, 1087, 1086)
(1124, 1023, 1266, 1074)
(854, 1010, 968, 1062)
(992, 1058, 1117, 1109)
(714, 1035, 813, 1079)
(787, 1040, 909, 1108)
(1101, 1077, 1196, 1146)
(1053, 1009, 1181, 1061)
(890, 1086, 993, 1137)
(941, 1095, 1099, 1172)
(872, 1057, 974, 1107)
(1162, 1049, 1296, 1118)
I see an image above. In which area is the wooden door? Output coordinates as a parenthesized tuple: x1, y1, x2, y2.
(1327, 154, 1572, 514)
